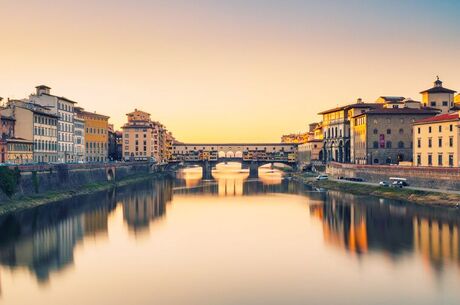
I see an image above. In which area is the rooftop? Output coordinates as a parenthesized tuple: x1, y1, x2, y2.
(420, 77, 456, 94)
(413, 112, 459, 125)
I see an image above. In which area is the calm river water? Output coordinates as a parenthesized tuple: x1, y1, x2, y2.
(1, 164, 460, 305)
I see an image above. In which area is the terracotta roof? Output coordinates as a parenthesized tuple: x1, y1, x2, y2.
(413, 112, 459, 125)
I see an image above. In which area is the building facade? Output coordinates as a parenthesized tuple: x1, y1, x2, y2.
(351, 107, 439, 165)
(413, 112, 460, 167)
(2, 100, 58, 163)
(75, 107, 109, 162)
(74, 116, 85, 163)
(29, 85, 76, 163)
(0, 114, 15, 163)
(122, 109, 157, 162)
(320, 99, 380, 163)
(420, 77, 456, 114)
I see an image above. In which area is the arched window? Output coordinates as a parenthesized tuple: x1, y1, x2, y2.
(373, 141, 379, 148)
(387, 129, 392, 134)
(373, 129, 378, 135)
(386, 141, 392, 148)
(398, 141, 404, 148)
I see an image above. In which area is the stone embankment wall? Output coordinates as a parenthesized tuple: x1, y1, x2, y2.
(0, 162, 155, 202)
(326, 162, 460, 191)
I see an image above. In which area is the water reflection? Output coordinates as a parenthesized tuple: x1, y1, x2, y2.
(311, 190, 460, 273)
(0, 173, 459, 304)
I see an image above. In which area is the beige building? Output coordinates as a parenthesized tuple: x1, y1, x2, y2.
(413, 112, 460, 167)
(2, 100, 58, 163)
(298, 122, 324, 165)
(351, 107, 438, 165)
(420, 77, 456, 114)
(122, 109, 164, 162)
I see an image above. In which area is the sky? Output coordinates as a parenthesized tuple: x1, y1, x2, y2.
(1, 0, 460, 143)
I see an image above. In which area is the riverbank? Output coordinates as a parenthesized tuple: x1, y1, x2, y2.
(293, 172, 460, 207)
(0, 172, 167, 216)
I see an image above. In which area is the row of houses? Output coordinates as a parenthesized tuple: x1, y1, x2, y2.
(294, 77, 460, 167)
(0, 86, 174, 165)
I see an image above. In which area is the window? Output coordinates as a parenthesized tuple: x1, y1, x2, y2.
(417, 154, 421, 166)
(373, 141, 379, 148)
(374, 159, 379, 164)
(450, 136, 453, 147)
(428, 154, 432, 166)
(429, 126, 432, 133)
(439, 125, 442, 132)
(399, 128, 404, 134)
(438, 154, 443, 166)
(450, 125, 453, 132)
(431, 101, 436, 107)
(442, 101, 448, 106)
(449, 154, 454, 167)
(417, 138, 421, 148)
(438, 137, 442, 147)
(428, 138, 432, 148)
(417, 127, 421, 134)
(386, 141, 392, 148)
(387, 129, 391, 135)
(373, 129, 378, 135)
(398, 141, 404, 148)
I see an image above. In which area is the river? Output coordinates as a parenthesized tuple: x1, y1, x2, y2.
(0, 164, 460, 305)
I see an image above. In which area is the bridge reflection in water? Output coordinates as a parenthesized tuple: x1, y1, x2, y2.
(176, 162, 285, 196)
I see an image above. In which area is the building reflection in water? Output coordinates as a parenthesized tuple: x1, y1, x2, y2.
(0, 190, 117, 283)
(0, 179, 173, 284)
(121, 179, 173, 235)
(310, 190, 460, 273)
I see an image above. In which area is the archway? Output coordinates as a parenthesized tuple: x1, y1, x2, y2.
(235, 151, 243, 158)
(218, 151, 226, 158)
(226, 151, 235, 158)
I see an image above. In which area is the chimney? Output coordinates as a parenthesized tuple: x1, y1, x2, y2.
(36, 85, 51, 96)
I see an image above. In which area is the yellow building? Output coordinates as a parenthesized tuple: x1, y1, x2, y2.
(75, 107, 110, 162)
(413, 112, 459, 167)
(420, 77, 456, 114)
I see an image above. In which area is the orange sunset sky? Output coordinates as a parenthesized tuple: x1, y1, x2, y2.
(1, 0, 460, 142)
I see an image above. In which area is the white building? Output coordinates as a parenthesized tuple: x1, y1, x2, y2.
(74, 116, 85, 163)
(29, 85, 77, 163)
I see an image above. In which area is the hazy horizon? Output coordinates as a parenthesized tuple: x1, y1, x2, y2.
(1, 0, 460, 142)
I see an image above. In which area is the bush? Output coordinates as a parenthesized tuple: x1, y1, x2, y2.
(0, 167, 20, 198)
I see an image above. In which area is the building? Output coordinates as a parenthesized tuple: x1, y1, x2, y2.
(320, 99, 381, 163)
(281, 133, 309, 144)
(1, 114, 15, 163)
(420, 77, 456, 114)
(75, 107, 110, 162)
(74, 116, 85, 163)
(298, 122, 324, 165)
(5, 138, 33, 164)
(412, 112, 460, 167)
(29, 85, 77, 163)
(455, 94, 460, 105)
(121, 109, 172, 162)
(2, 100, 58, 163)
(115, 130, 123, 161)
(108, 124, 117, 161)
(122, 109, 156, 162)
(351, 106, 439, 165)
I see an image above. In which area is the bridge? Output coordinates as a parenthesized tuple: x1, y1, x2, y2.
(169, 143, 298, 179)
